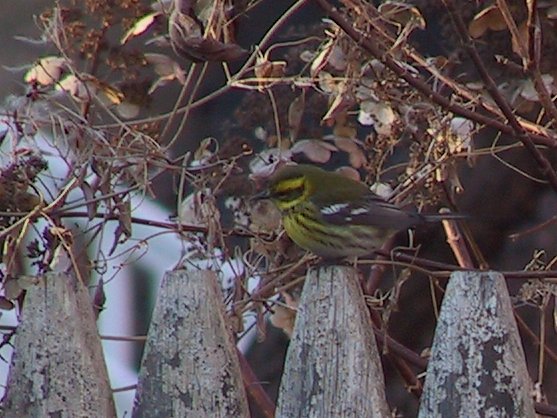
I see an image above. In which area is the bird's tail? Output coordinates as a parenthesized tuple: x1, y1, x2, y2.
(422, 212, 468, 223)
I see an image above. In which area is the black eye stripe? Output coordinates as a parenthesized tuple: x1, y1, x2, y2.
(273, 183, 303, 194)
(273, 186, 304, 201)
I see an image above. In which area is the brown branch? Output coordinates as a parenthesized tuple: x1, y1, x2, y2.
(441, 0, 557, 193)
(364, 237, 396, 295)
(524, 0, 557, 128)
(311, 0, 557, 148)
(40, 212, 557, 280)
(237, 348, 276, 418)
(369, 310, 424, 398)
(440, 212, 475, 269)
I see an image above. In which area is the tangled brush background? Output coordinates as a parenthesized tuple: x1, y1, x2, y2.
(1, 0, 557, 416)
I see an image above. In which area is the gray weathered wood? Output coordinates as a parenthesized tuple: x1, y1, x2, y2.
(3, 250, 116, 418)
(418, 270, 535, 418)
(132, 268, 249, 418)
(276, 265, 390, 418)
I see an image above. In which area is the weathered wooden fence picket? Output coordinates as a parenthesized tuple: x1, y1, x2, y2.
(2, 251, 116, 418)
(1, 250, 540, 417)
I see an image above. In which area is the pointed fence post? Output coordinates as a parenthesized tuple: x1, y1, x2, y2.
(276, 265, 390, 418)
(418, 270, 535, 417)
(132, 268, 249, 418)
(2, 250, 116, 418)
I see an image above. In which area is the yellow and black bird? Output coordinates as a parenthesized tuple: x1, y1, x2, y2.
(255, 164, 462, 259)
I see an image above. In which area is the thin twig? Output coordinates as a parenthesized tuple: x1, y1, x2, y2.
(440, 211, 474, 269)
(311, 0, 557, 148)
(441, 0, 557, 193)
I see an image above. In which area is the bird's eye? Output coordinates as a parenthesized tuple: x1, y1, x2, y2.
(272, 185, 304, 202)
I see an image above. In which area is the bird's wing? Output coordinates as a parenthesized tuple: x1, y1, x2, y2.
(315, 193, 423, 230)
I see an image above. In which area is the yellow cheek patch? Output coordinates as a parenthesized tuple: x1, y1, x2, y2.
(273, 177, 305, 194)
(271, 176, 307, 211)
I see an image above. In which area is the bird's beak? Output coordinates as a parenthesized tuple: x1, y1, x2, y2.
(251, 189, 271, 201)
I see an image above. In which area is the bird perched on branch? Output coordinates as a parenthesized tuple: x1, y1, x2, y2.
(254, 164, 463, 259)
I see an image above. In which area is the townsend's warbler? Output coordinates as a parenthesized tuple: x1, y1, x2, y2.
(256, 164, 462, 259)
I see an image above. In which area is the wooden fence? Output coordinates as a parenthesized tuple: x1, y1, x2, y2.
(0, 248, 541, 417)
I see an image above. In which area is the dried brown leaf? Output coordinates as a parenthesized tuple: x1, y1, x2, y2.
(378, 2, 426, 31)
(169, 9, 247, 62)
(288, 91, 306, 141)
(254, 52, 287, 91)
(24, 56, 68, 86)
(332, 137, 367, 168)
(80, 181, 97, 220)
(121, 12, 162, 45)
(335, 166, 361, 182)
(0, 297, 14, 310)
(291, 139, 337, 163)
(511, 21, 529, 57)
(322, 92, 355, 127)
(469, 5, 507, 38)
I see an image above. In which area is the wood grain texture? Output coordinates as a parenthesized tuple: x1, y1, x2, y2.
(132, 268, 249, 418)
(276, 265, 390, 418)
(3, 250, 116, 418)
(419, 270, 535, 418)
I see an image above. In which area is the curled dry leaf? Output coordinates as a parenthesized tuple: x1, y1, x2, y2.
(121, 12, 162, 45)
(24, 56, 68, 86)
(378, 1, 426, 31)
(179, 191, 204, 226)
(270, 292, 299, 337)
(56, 74, 125, 106)
(448, 116, 476, 167)
(317, 71, 337, 94)
(468, 5, 507, 38)
(310, 35, 333, 78)
(249, 199, 282, 234)
(4, 278, 22, 300)
(330, 136, 367, 168)
(169, 9, 247, 62)
(548, 5, 557, 19)
(92, 278, 106, 318)
(310, 38, 347, 78)
(0, 297, 14, 310)
(359, 100, 396, 135)
(254, 51, 287, 91)
(370, 182, 394, 199)
(322, 90, 355, 127)
(511, 21, 529, 58)
(192, 136, 218, 165)
(519, 74, 554, 101)
(335, 166, 361, 182)
(56, 74, 96, 102)
(145, 53, 186, 93)
(291, 139, 337, 163)
(80, 181, 97, 220)
(115, 102, 141, 119)
(109, 199, 132, 256)
(449, 116, 475, 153)
(92, 79, 125, 106)
(249, 148, 293, 180)
(288, 91, 305, 140)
